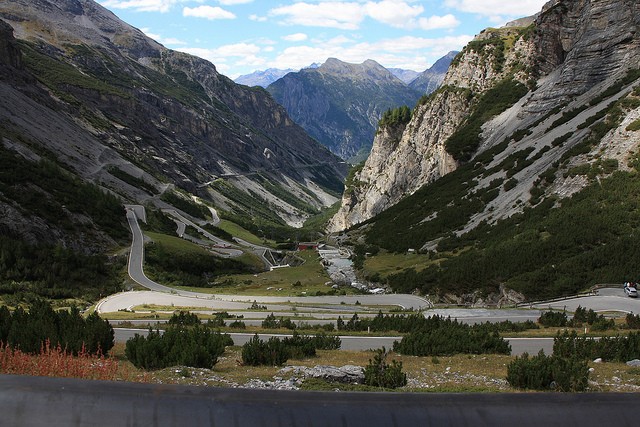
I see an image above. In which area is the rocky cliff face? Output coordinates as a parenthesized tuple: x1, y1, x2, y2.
(0, 20, 21, 69)
(0, 0, 346, 234)
(267, 58, 422, 161)
(330, 0, 640, 233)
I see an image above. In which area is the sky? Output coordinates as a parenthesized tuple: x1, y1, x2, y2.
(98, 0, 550, 79)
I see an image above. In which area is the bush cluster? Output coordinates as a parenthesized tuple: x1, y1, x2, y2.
(0, 301, 113, 355)
(538, 310, 568, 327)
(363, 348, 407, 389)
(337, 312, 536, 336)
(506, 350, 589, 392)
(125, 326, 232, 370)
(241, 332, 342, 366)
(145, 241, 254, 287)
(261, 313, 297, 330)
(392, 315, 511, 356)
(168, 310, 201, 326)
(569, 306, 615, 331)
(241, 334, 290, 366)
(625, 313, 640, 329)
(553, 330, 640, 362)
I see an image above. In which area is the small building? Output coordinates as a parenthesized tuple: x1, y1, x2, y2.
(297, 242, 319, 251)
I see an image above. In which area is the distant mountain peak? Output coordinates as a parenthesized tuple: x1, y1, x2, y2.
(235, 67, 294, 87)
(267, 58, 422, 160)
(317, 58, 397, 82)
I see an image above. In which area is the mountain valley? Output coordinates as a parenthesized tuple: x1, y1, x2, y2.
(0, 0, 639, 307)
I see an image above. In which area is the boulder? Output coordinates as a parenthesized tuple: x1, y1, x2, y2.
(280, 365, 365, 384)
(625, 359, 640, 367)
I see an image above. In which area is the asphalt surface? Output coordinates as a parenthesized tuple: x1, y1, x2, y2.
(3, 375, 638, 427)
(162, 208, 243, 256)
(113, 205, 632, 358)
(532, 287, 640, 313)
(123, 207, 175, 293)
(113, 328, 554, 356)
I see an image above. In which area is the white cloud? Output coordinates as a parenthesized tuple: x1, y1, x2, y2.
(419, 14, 460, 30)
(249, 14, 267, 22)
(269, 34, 473, 72)
(444, 0, 548, 18)
(325, 35, 353, 46)
(178, 42, 263, 65)
(364, 1, 424, 28)
(99, 0, 189, 13)
(269, 2, 366, 30)
(217, 0, 252, 5)
(282, 33, 308, 42)
(183, 5, 236, 20)
(140, 27, 162, 41)
(267, 1, 460, 31)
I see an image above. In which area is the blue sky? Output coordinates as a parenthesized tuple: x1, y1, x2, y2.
(98, 0, 549, 79)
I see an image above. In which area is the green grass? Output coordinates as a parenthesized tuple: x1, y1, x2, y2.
(144, 232, 210, 255)
(217, 220, 275, 246)
(363, 252, 438, 278)
(184, 250, 339, 296)
(627, 118, 640, 132)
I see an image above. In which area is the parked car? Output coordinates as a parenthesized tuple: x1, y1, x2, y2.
(624, 282, 638, 298)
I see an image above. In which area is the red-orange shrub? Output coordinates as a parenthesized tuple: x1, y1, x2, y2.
(0, 340, 121, 381)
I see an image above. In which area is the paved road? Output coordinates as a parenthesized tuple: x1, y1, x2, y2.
(531, 287, 640, 313)
(98, 290, 431, 314)
(121, 208, 176, 294)
(100, 207, 430, 314)
(113, 328, 552, 355)
(427, 308, 542, 324)
(207, 206, 220, 226)
(162, 208, 243, 257)
(109, 205, 628, 359)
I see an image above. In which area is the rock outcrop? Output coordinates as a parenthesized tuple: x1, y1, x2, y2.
(0, 20, 21, 69)
(330, 0, 640, 233)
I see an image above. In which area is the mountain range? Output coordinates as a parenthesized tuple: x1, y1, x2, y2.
(235, 68, 295, 88)
(266, 58, 418, 161)
(2, 0, 639, 305)
(329, 0, 640, 302)
(0, 0, 346, 262)
(263, 55, 456, 161)
(234, 62, 449, 89)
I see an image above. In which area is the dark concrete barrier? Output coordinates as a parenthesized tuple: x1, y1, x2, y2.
(0, 374, 635, 426)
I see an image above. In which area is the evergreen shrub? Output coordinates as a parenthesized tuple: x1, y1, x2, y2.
(506, 350, 589, 391)
(363, 348, 407, 389)
(125, 325, 231, 370)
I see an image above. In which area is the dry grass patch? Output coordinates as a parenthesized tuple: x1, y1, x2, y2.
(10, 342, 637, 392)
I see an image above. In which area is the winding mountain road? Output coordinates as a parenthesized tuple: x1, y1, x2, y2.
(100, 206, 430, 314)
(122, 207, 175, 294)
(105, 205, 639, 357)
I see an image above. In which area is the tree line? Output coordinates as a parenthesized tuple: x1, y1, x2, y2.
(0, 300, 113, 355)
